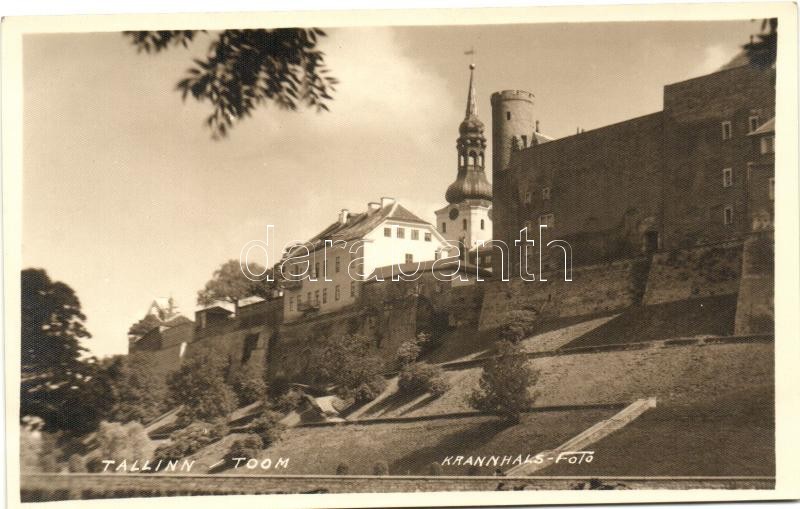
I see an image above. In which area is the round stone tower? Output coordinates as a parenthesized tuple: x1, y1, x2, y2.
(490, 90, 536, 175)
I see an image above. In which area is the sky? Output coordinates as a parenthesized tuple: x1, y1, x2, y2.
(22, 20, 760, 358)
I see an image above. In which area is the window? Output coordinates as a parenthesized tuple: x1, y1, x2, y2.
(335, 285, 341, 301)
(462, 219, 467, 230)
(335, 256, 341, 273)
(411, 229, 419, 240)
(350, 281, 356, 297)
(539, 213, 554, 227)
(721, 121, 733, 140)
(297, 295, 302, 306)
(521, 135, 528, 147)
(314, 262, 320, 279)
(542, 187, 551, 200)
(506, 111, 511, 120)
(397, 227, 405, 239)
(384, 227, 391, 237)
(442, 222, 447, 233)
(314, 290, 320, 305)
(761, 135, 775, 154)
(749, 115, 760, 133)
(289, 297, 294, 311)
(424, 232, 432, 242)
(724, 205, 734, 225)
(480, 219, 485, 230)
(524, 191, 532, 204)
(722, 168, 733, 188)
(322, 288, 328, 304)
(769, 178, 775, 200)
(405, 254, 413, 264)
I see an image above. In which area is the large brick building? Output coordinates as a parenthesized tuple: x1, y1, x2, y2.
(492, 62, 776, 273)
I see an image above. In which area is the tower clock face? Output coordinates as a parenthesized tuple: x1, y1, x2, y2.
(449, 208, 459, 220)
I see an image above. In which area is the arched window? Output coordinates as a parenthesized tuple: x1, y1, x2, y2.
(480, 219, 485, 230)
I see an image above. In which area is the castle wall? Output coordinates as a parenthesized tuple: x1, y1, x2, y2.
(735, 231, 774, 334)
(643, 240, 743, 305)
(661, 66, 776, 249)
(478, 258, 647, 330)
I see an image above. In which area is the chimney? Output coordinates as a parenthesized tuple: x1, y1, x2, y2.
(535, 120, 540, 133)
(339, 209, 349, 224)
(368, 202, 381, 212)
(380, 197, 396, 208)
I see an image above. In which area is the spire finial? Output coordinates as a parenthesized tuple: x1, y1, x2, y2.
(465, 61, 477, 118)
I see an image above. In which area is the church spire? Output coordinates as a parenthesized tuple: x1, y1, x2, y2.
(465, 63, 477, 118)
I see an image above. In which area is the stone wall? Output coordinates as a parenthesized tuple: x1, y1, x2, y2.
(735, 231, 774, 334)
(643, 241, 743, 305)
(479, 258, 647, 330)
(20, 473, 774, 500)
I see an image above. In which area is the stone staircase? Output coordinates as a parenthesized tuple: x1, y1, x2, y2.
(505, 397, 657, 475)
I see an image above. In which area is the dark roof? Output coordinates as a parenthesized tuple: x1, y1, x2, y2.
(162, 315, 193, 327)
(367, 259, 489, 281)
(286, 202, 431, 258)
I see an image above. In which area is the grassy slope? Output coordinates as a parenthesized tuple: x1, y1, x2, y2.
(362, 342, 772, 418)
(540, 385, 774, 476)
(191, 409, 615, 475)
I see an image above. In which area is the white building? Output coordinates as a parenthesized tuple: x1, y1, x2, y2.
(280, 197, 450, 322)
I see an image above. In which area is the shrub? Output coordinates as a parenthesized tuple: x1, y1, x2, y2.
(498, 310, 539, 343)
(397, 362, 449, 397)
(273, 389, 304, 413)
(306, 334, 387, 403)
(396, 338, 422, 366)
(152, 420, 227, 462)
(335, 463, 349, 475)
(223, 434, 264, 469)
(268, 376, 291, 398)
(95, 421, 154, 467)
(67, 454, 86, 473)
(249, 410, 285, 447)
(372, 460, 389, 475)
(428, 462, 443, 475)
(230, 364, 267, 407)
(468, 340, 538, 424)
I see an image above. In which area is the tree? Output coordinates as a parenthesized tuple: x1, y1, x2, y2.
(397, 362, 449, 397)
(166, 344, 237, 424)
(21, 268, 113, 433)
(744, 18, 777, 68)
(197, 259, 274, 307)
(306, 334, 387, 403)
(230, 362, 268, 407)
(498, 310, 539, 343)
(124, 29, 337, 139)
(127, 314, 163, 342)
(94, 421, 155, 468)
(104, 355, 168, 424)
(468, 340, 538, 424)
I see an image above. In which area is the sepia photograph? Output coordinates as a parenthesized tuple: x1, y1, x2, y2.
(2, 3, 798, 507)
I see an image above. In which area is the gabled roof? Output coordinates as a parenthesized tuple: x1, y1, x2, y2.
(749, 117, 775, 136)
(285, 202, 432, 258)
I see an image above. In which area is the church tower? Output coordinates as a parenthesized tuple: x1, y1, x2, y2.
(435, 63, 493, 258)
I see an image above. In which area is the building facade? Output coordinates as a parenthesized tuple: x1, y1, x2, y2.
(280, 198, 451, 322)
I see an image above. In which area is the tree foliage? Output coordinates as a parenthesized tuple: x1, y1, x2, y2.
(306, 334, 387, 403)
(197, 259, 273, 306)
(397, 362, 449, 397)
(124, 29, 338, 139)
(498, 310, 539, 343)
(744, 18, 777, 68)
(152, 421, 228, 463)
(166, 344, 237, 424)
(21, 268, 114, 433)
(127, 314, 163, 341)
(468, 340, 538, 424)
(103, 355, 168, 424)
(230, 362, 268, 407)
(94, 421, 155, 467)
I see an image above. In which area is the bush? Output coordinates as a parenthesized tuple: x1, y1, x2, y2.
(166, 345, 237, 425)
(335, 463, 349, 475)
(352, 376, 388, 404)
(230, 364, 267, 407)
(223, 434, 264, 469)
(249, 410, 285, 447)
(372, 460, 389, 475)
(268, 376, 291, 399)
(306, 334, 387, 403)
(498, 310, 539, 343)
(152, 420, 227, 462)
(397, 362, 449, 397)
(67, 454, 86, 473)
(273, 389, 304, 413)
(428, 462, 443, 475)
(396, 339, 422, 366)
(468, 340, 538, 424)
(95, 421, 154, 467)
